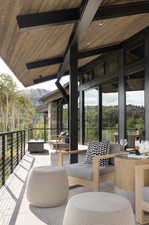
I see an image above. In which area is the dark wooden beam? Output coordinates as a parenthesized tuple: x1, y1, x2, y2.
(58, 0, 103, 77)
(27, 57, 63, 69)
(55, 80, 69, 103)
(118, 49, 126, 142)
(17, 1, 149, 29)
(145, 28, 149, 140)
(69, 41, 78, 163)
(27, 44, 121, 69)
(16, 8, 80, 29)
(126, 59, 144, 75)
(33, 72, 68, 84)
(94, 1, 149, 21)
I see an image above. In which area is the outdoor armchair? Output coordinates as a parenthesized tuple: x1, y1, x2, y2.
(57, 144, 124, 191)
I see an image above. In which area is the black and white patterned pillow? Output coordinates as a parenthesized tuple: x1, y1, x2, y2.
(85, 141, 111, 167)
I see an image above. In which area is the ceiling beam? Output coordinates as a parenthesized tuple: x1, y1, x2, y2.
(94, 1, 149, 21)
(17, 1, 149, 30)
(27, 44, 121, 69)
(33, 72, 69, 84)
(16, 8, 79, 29)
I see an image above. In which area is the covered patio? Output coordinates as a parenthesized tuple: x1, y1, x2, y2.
(1, 0, 149, 225)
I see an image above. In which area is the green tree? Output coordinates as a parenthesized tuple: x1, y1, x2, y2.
(0, 73, 34, 131)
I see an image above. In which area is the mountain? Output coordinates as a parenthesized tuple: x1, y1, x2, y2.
(18, 88, 49, 107)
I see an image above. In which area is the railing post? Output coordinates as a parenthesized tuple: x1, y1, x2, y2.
(2, 134, 5, 185)
(20, 131, 23, 159)
(24, 130, 26, 155)
(10, 133, 13, 173)
(28, 129, 30, 141)
(16, 131, 19, 164)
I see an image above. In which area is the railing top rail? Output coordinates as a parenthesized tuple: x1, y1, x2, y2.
(28, 128, 57, 130)
(0, 130, 25, 135)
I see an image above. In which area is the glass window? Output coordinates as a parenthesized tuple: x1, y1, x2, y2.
(102, 80, 118, 143)
(126, 72, 145, 146)
(84, 88, 99, 143)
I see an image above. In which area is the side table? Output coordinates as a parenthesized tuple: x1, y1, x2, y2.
(28, 140, 44, 153)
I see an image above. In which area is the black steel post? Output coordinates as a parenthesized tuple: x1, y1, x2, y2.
(69, 41, 78, 163)
(16, 132, 19, 164)
(80, 90, 85, 145)
(118, 49, 126, 142)
(98, 85, 102, 141)
(20, 131, 23, 159)
(24, 130, 26, 155)
(10, 133, 13, 173)
(145, 28, 149, 140)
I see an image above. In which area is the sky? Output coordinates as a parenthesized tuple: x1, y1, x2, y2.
(85, 87, 144, 106)
(0, 57, 144, 106)
(0, 57, 69, 92)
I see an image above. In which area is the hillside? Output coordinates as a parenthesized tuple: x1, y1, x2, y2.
(18, 88, 49, 107)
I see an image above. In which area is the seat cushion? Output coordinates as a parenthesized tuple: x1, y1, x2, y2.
(65, 163, 114, 180)
(85, 141, 111, 167)
(142, 186, 149, 202)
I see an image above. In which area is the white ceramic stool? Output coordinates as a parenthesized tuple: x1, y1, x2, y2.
(27, 166, 68, 207)
(63, 192, 135, 225)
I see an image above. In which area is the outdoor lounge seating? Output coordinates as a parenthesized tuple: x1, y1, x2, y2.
(57, 143, 122, 191)
(135, 164, 149, 224)
(63, 192, 135, 225)
(27, 166, 68, 207)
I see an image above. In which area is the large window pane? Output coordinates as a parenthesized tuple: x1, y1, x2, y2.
(126, 73, 145, 147)
(84, 88, 98, 143)
(102, 80, 118, 143)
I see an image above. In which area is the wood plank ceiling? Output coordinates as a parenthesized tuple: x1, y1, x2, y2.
(0, 0, 149, 86)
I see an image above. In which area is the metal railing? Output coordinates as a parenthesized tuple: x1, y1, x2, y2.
(0, 130, 26, 187)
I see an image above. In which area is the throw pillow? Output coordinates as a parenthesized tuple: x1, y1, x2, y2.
(85, 141, 111, 167)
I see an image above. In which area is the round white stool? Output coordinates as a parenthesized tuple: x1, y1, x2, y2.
(63, 192, 135, 225)
(27, 166, 68, 207)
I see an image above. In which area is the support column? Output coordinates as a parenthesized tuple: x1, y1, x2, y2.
(118, 49, 126, 142)
(57, 102, 63, 135)
(80, 90, 85, 145)
(43, 113, 47, 142)
(98, 85, 102, 142)
(145, 28, 149, 140)
(69, 41, 78, 163)
(48, 102, 57, 140)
